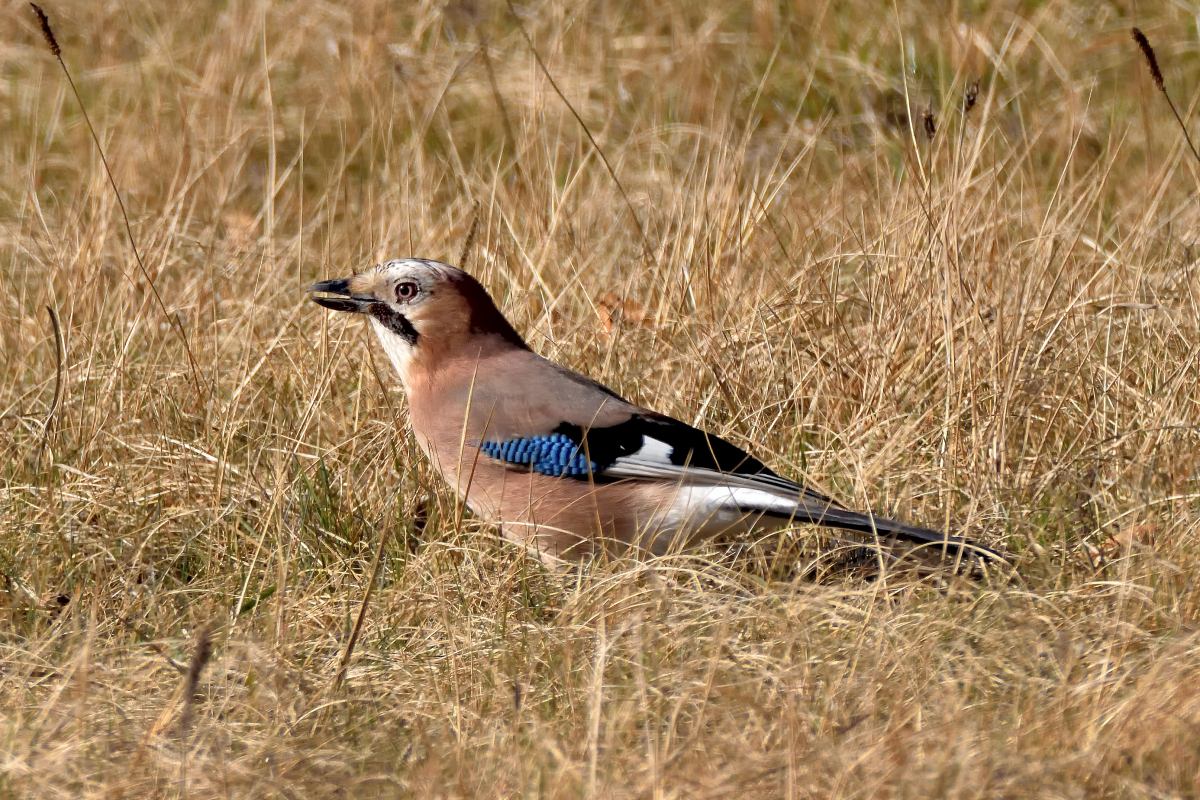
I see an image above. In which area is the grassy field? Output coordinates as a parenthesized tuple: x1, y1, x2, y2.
(3, 0, 1200, 796)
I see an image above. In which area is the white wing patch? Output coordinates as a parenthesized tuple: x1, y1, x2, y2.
(601, 434, 817, 497)
(630, 437, 673, 464)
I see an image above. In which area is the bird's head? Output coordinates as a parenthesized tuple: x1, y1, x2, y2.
(308, 258, 526, 385)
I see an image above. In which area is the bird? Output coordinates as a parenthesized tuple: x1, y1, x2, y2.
(309, 258, 1001, 568)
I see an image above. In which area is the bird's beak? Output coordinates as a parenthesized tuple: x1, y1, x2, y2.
(307, 278, 374, 313)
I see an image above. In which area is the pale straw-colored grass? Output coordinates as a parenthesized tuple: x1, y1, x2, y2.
(3, 2, 1200, 797)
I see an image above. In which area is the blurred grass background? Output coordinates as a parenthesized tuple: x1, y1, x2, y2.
(3, 0, 1200, 796)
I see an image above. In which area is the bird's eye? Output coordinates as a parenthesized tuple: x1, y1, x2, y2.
(395, 281, 419, 302)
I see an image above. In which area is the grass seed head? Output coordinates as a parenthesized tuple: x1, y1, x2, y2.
(29, 3, 60, 59)
(1131, 27, 1164, 91)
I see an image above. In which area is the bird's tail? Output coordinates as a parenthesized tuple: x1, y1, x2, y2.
(763, 503, 1004, 565)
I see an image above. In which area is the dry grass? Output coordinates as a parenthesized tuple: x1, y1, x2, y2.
(3, 1, 1200, 797)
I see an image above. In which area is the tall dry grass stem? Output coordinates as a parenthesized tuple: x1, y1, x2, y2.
(334, 525, 392, 691)
(39, 304, 64, 451)
(28, 3, 203, 397)
(179, 624, 214, 795)
(502, 0, 653, 263)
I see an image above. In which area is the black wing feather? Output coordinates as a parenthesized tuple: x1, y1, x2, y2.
(546, 413, 837, 504)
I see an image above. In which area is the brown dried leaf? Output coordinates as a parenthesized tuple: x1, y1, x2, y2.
(1099, 522, 1157, 559)
(596, 291, 649, 334)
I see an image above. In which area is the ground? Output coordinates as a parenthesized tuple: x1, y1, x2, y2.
(3, 1, 1200, 797)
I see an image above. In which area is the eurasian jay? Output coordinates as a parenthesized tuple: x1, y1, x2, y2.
(310, 259, 1000, 566)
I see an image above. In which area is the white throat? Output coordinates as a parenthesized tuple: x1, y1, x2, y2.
(370, 317, 416, 389)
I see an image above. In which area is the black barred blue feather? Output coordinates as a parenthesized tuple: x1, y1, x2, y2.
(479, 433, 597, 478)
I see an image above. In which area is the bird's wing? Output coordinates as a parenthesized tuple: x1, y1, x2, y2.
(477, 405, 839, 510)
(470, 353, 832, 502)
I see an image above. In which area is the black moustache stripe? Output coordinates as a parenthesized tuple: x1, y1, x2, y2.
(370, 304, 419, 345)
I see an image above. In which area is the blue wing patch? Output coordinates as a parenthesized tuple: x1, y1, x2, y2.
(479, 433, 597, 478)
